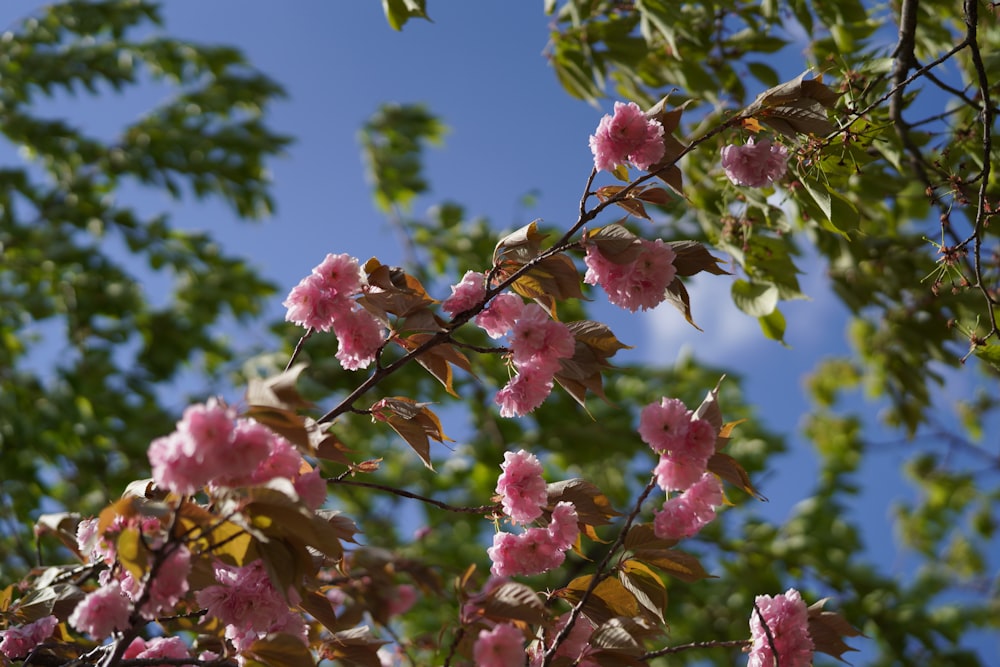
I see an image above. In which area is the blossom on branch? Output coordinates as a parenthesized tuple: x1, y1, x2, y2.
(653, 472, 723, 539)
(748, 588, 815, 667)
(583, 237, 677, 312)
(640, 397, 717, 492)
(720, 137, 789, 188)
(0, 615, 57, 659)
(196, 560, 307, 652)
(441, 270, 487, 316)
(123, 636, 191, 663)
(589, 101, 665, 172)
(68, 581, 132, 639)
(494, 304, 575, 417)
(473, 623, 526, 667)
(475, 292, 525, 339)
(495, 449, 548, 524)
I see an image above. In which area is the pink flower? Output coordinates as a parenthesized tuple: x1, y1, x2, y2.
(495, 367, 555, 418)
(209, 419, 274, 489)
(749, 589, 814, 667)
(473, 623, 525, 667)
(509, 304, 575, 374)
(283, 254, 364, 332)
(137, 545, 191, 618)
(123, 636, 190, 665)
(584, 238, 677, 312)
(68, 581, 132, 638)
(332, 304, 385, 370)
(721, 137, 789, 188)
(638, 398, 694, 454)
(148, 399, 246, 495)
(311, 253, 363, 298)
(0, 615, 57, 659)
(529, 613, 597, 667)
(653, 456, 705, 492)
(475, 293, 525, 339)
(487, 528, 566, 577)
(589, 101, 666, 172)
(652, 473, 723, 539)
(496, 449, 548, 524)
(251, 433, 303, 483)
(283, 274, 341, 332)
(441, 271, 487, 316)
(294, 466, 328, 510)
(547, 501, 580, 551)
(196, 560, 304, 652)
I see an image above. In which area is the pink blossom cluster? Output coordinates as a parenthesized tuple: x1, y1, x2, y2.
(475, 292, 525, 339)
(589, 101, 666, 172)
(441, 270, 487, 317)
(584, 238, 677, 312)
(639, 397, 724, 539)
(75, 514, 190, 619)
(196, 559, 308, 652)
(0, 615, 57, 659)
(721, 137, 789, 188)
(748, 588, 815, 667)
(147, 401, 326, 508)
(493, 304, 576, 417)
(529, 613, 600, 667)
(653, 472, 723, 540)
(495, 449, 548, 523)
(488, 450, 580, 577)
(123, 636, 192, 663)
(473, 623, 525, 667)
(68, 580, 132, 639)
(283, 253, 385, 370)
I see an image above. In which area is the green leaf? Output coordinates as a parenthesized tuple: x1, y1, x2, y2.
(972, 343, 1000, 371)
(759, 308, 787, 343)
(381, 0, 430, 31)
(802, 179, 860, 235)
(732, 280, 778, 317)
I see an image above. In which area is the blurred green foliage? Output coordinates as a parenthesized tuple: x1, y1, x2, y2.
(0, 1, 288, 574)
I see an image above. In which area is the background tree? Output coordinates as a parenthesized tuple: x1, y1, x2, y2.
(0, 1, 996, 666)
(0, 1, 288, 573)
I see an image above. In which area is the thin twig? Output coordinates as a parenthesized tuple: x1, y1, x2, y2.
(328, 478, 499, 514)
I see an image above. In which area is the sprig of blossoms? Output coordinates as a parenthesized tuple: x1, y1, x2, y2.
(147, 400, 324, 507)
(721, 137, 789, 188)
(283, 252, 385, 370)
(196, 560, 308, 652)
(589, 101, 666, 172)
(488, 450, 580, 577)
(584, 237, 677, 312)
(749, 588, 815, 667)
(494, 304, 575, 418)
(0, 615, 57, 660)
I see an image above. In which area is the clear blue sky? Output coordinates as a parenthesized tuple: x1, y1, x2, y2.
(3, 1, 996, 660)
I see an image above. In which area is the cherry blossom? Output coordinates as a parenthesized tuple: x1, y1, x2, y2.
(473, 623, 526, 667)
(123, 636, 191, 663)
(487, 527, 566, 577)
(653, 473, 723, 540)
(589, 101, 666, 172)
(495, 449, 548, 524)
(475, 292, 525, 338)
(0, 615, 57, 659)
(441, 270, 486, 316)
(68, 581, 132, 639)
(749, 588, 815, 667)
(721, 137, 789, 188)
(584, 237, 677, 312)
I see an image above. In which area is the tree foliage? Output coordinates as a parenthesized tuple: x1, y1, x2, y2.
(0, 1, 998, 666)
(0, 0, 289, 572)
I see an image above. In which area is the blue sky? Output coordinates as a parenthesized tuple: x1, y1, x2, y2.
(3, 1, 996, 660)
